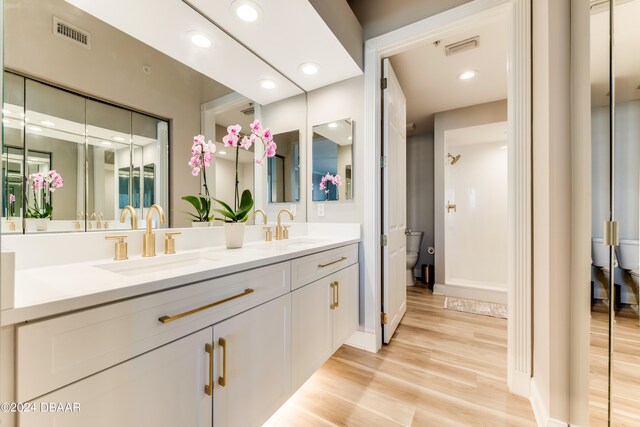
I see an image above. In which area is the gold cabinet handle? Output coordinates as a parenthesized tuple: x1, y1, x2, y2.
(204, 343, 213, 396)
(330, 282, 337, 310)
(158, 288, 255, 324)
(335, 281, 340, 309)
(218, 338, 227, 387)
(318, 257, 347, 268)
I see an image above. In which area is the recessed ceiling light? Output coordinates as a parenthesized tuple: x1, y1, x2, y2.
(501, 145, 508, 149)
(113, 136, 126, 142)
(27, 126, 42, 132)
(328, 122, 338, 128)
(458, 70, 478, 80)
(218, 150, 227, 155)
(259, 79, 276, 89)
(41, 120, 56, 127)
(101, 141, 112, 147)
(348, 136, 352, 140)
(189, 32, 212, 48)
(232, 0, 262, 22)
(299, 62, 320, 75)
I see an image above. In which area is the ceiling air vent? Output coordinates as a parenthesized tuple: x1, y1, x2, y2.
(53, 17, 91, 49)
(444, 36, 479, 56)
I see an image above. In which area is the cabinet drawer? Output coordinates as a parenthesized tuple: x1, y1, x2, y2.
(16, 262, 290, 403)
(290, 244, 358, 290)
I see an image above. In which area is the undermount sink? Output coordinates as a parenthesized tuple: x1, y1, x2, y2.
(267, 237, 330, 251)
(96, 252, 219, 276)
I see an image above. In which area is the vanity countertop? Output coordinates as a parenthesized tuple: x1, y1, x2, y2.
(1, 223, 360, 326)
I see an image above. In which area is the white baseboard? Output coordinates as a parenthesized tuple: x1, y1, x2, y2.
(530, 378, 569, 427)
(509, 368, 531, 397)
(433, 282, 508, 305)
(345, 330, 378, 353)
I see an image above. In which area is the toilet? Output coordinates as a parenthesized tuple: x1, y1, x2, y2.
(616, 240, 639, 313)
(406, 231, 424, 286)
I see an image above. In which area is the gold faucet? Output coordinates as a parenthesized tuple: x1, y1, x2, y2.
(143, 204, 166, 257)
(120, 205, 138, 230)
(253, 209, 267, 225)
(275, 209, 294, 240)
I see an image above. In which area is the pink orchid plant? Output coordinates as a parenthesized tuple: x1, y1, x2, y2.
(26, 170, 64, 219)
(8, 193, 16, 218)
(319, 173, 342, 196)
(213, 120, 276, 222)
(183, 135, 216, 222)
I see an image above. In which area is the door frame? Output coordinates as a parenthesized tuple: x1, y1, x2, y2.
(359, 0, 532, 397)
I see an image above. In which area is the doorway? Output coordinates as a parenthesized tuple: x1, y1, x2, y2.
(366, 0, 531, 396)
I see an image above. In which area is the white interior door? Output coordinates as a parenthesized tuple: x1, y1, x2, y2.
(382, 58, 407, 343)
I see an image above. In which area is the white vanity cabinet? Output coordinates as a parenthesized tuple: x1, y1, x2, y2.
(291, 260, 359, 391)
(213, 294, 291, 427)
(20, 327, 213, 427)
(7, 241, 360, 427)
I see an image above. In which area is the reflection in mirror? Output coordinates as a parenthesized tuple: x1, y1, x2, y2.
(312, 119, 353, 202)
(24, 79, 85, 233)
(5, 0, 235, 229)
(213, 101, 255, 217)
(268, 130, 300, 203)
(2, 72, 25, 233)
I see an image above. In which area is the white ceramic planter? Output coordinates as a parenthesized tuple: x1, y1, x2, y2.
(223, 222, 246, 249)
(30, 218, 50, 232)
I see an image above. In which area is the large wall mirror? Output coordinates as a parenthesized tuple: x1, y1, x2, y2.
(1, 71, 169, 233)
(268, 130, 300, 204)
(312, 119, 353, 202)
(588, 0, 640, 425)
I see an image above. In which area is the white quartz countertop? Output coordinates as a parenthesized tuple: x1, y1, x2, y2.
(1, 223, 360, 325)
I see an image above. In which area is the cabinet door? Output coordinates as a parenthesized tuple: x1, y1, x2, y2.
(213, 294, 291, 427)
(332, 263, 360, 352)
(20, 328, 213, 427)
(291, 277, 333, 391)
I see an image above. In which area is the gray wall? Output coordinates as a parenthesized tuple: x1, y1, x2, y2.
(348, 0, 472, 39)
(434, 99, 507, 284)
(406, 132, 435, 277)
(5, 0, 232, 227)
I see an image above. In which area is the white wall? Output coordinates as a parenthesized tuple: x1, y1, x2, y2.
(444, 140, 508, 290)
(532, 0, 572, 424)
(434, 100, 507, 285)
(307, 76, 364, 224)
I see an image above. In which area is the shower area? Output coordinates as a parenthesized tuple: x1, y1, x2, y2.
(439, 121, 509, 312)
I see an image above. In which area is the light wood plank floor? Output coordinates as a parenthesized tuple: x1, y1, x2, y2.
(266, 286, 536, 426)
(590, 303, 640, 426)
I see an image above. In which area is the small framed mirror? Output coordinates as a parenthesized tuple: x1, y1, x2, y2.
(312, 119, 353, 202)
(268, 130, 300, 203)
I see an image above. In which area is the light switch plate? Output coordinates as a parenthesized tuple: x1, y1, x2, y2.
(317, 204, 325, 217)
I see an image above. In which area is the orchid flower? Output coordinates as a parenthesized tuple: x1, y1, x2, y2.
(320, 173, 342, 194)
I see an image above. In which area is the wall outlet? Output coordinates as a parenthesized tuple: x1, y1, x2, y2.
(290, 204, 297, 216)
(317, 204, 325, 217)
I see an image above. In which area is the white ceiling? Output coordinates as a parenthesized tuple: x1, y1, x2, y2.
(65, 0, 362, 105)
(188, 0, 362, 92)
(389, 13, 508, 135)
(65, 0, 301, 105)
(313, 119, 353, 146)
(590, 0, 640, 107)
